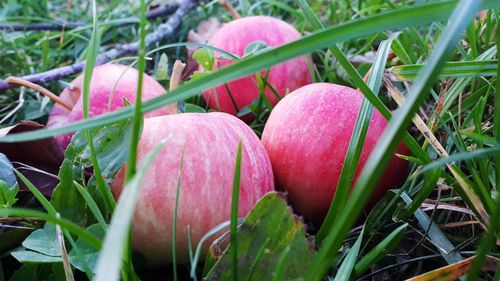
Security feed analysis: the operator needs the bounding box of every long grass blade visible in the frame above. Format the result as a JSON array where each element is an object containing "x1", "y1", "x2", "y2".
[
  {"x1": 316, "y1": 36, "x2": 396, "y2": 243},
  {"x1": 3, "y1": 1, "x2": 500, "y2": 143},
  {"x1": 82, "y1": 0, "x2": 115, "y2": 213},
  {"x1": 390, "y1": 60, "x2": 498, "y2": 81},
  {"x1": 0, "y1": 208, "x2": 101, "y2": 249},
  {"x1": 230, "y1": 141, "x2": 243, "y2": 281},
  {"x1": 94, "y1": 142, "x2": 165, "y2": 281},
  {"x1": 305, "y1": 2, "x2": 482, "y2": 280}
]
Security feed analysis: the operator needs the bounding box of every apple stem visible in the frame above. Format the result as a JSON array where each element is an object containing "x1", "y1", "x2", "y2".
[
  {"x1": 6, "y1": 76, "x2": 73, "y2": 111},
  {"x1": 220, "y1": 0, "x2": 242, "y2": 19},
  {"x1": 170, "y1": 60, "x2": 186, "y2": 92},
  {"x1": 169, "y1": 60, "x2": 186, "y2": 114}
]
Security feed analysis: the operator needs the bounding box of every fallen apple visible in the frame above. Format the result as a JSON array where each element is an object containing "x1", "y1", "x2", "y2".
[
  {"x1": 111, "y1": 112, "x2": 275, "y2": 264},
  {"x1": 47, "y1": 63, "x2": 176, "y2": 149},
  {"x1": 261, "y1": 83, "x2": 409, "y2": 224},
  {"x1": 201, "y1": 16, "x2": 311, "y2": 116}
]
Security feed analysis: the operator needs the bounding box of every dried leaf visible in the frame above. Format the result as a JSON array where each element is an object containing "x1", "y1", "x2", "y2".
[{"x1": 0, "y1": 121, "x2": 63, "y2": 197}]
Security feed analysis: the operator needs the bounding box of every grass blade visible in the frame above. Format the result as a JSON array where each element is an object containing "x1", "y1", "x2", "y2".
[
  {"x1": 82, "y1": 0, "x2": 115, "y2": 213},
  {"x1": 94, "y1": 142, "x2": 165, "y2": 281},
  {"x1": 125, "y1": 0, "x2": 147, "y2": 181},
  {"x1": 353, "y1": 223, "x2": 408, "y2": 275},
  {"x1": 390, "y1": 60, "x2": 498, "y2": 81},
  {"x1": 3, "y1": 1, "x2": 500, "y2": 143},
  {"x1": 316, "y1": 36, "x2": 396, "y2": 243},
  {"x1": 305, "y1": 2, "x2": 482, "y2": 280},
  {"x1": 333, "y1": 229, "x2": 364, "y2": 281},
  {"x1": 172, "y1": 147, "x2": 186, "y2": 281},
  {"x1": 0, "y1": 208, "x2": 101, "y2": 249},
  {"x1": 230, "y1": 141, "x2": 243, "y2": 281},
  {"x1": 465, "y1": 19, "x2": 500, "y2": 280}
]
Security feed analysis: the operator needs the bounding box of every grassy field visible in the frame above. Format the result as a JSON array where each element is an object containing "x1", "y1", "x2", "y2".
[{"x1": 0, "y1": 0, "x2": 499, "y2": 280}]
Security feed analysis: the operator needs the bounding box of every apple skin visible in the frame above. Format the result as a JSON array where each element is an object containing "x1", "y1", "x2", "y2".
[
  {"x1": 111, "y1": 112, "x2": 275, "y2": 264},
  {"x1": 202, "y1": 16, "x2": 312, "y2": 116},
  {"x1": 47, "y1": 63, "x2": 176, "y2": 149},
  {"x1": 261, "y1": 83, "x2": 409, "y2": 225}
]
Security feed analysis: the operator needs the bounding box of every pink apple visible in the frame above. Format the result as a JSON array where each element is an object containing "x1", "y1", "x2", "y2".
[
  {"x1": 201, "y1": 16, "x2": 312, "y2": 116},
  {"x1": 261, "y1": 83, "x2": 409, "y2": 225},
  {"x1": 47, "y1": 63, "x2": 176, "y2": 149},
  {"x1": 111, "y1": 112, "x2": 274, "y2": 264}
]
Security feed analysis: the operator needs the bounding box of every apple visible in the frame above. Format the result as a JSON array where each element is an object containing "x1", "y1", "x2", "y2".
[
  {"x1": 47, "y1": 63, "x2": 176, "y2": 149},
  {"x1": 111, "y1": 112, "x2": 274, "y2": 264},
  {"x1": 261, "y1": 83, "x2": 409, "y2": 225},
  {"x1": 201, "y1": 16, "x2": 312, "y2": 116}
]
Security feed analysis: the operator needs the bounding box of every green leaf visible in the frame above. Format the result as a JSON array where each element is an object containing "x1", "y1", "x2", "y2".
[
  {"x1": 193, "y1": 48, "x2": 215, "y2": 71},
  {"x1": 183, "y1": 103, "x2": 206, "y2": 113},
  {"x1": 72, "y1": 116, "x2": 137, "y2": 180},
  {"x1": 11, "y1": 251, "x2": 62, "y2": 264},
  {"x1": 68, "y1": 224, "x2": 106, "y2": 273},
  {"x1": 205, "y1": 192, "x2": 315, "y2": 281},
  {"x1": 155, "y1": 53, "x2": 170, "y2": 80},
  {"x1": 93, "y1": 142, "x2": 165, "y2": 281},
  {"x1": 50, "y1": 146, "x2": 88, "y2": 226},
  {"x1": 243, "y1": 41, "x2": 270, "y2": 57},
  {"x1": 22, "y1": 223, "x2": 59, "y2": 257}
]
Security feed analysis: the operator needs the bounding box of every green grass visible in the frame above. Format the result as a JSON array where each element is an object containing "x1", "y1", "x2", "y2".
[{"x1": 0, "y1": 0, "x2": 500, "y2": 280}]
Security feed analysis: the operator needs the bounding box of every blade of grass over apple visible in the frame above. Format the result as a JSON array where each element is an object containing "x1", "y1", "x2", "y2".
[
  {"x1": 125, "y1": 0, "x2": 148, "y2": 181},
  {"x1": 94, "y1": 142, "x2": 165, "y2": 281},
  {"x1": 0, "y1": 208, "x2": 101, "y2": 249},
  {"x1": 172, "y1": 147, "x2": 186, "y2": 281},
  {"x1": 121, "y1": 2, "x2": 148, "y2": 279},
  {"x1": 316, "y1": 36, "x2": 396, "y2": 243},
  {"x1": 230, "y1": 141, "x2": 243, "y2": 281},
  {"x1": 465, "y1": 23, "x2": 500, "y2": 281},
  {"x1": 3, "y1": 0, "x2": 500, "y2": 143},
  {"x1": 82, "y1": 0, "x2": 115, "y2": 214},
  {"x1": 297, "y1": 0, "x2": 430, "y2": 165},
  {"x1": 305, "y1": 1, "x2": 482, "y2": 280}
]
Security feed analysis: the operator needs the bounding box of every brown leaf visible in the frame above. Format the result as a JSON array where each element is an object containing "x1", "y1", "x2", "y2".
[
  {"x1": 405, "y1": 255, "x2": 499, "y2": 281},
  {"x1": 0, "y1": 120, "x2": 64, "y2": 197}
]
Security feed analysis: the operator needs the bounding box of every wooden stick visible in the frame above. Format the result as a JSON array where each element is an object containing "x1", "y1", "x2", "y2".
[
  {"x1": 220, "y1": 0, "x2": 242, "y2": 19},
  {"x1": 6, "y1": 76, "x2": 73, "y2": 111}
]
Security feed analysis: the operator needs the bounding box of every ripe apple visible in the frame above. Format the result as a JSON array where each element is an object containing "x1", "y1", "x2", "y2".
[
  {"x1": 201, "y1": 16, "x2": 311, "y2": 116},
  {"x1": 111, "y1": 112, "x2": 275, "y2": 264},
  {"x1": 261, "y1": 83, "x2": 409, "y2": 224},
  {"x1": 47, "y1": 63, "x2": 176, "y2": 149}
]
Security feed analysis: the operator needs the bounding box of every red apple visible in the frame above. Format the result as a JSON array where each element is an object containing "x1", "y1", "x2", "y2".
[
  {"x1": 47, "y1": 63, "x2": 176, "y2": 149},
  {"x1": 111, "y1": 112, "x2": 274, "y2": 264},
  {"x1": 201, "y1": 16, "x2": 312, "y2": 116},
  {"x1": 261, "y1": 83, "x2": 409, "y2": 224}
]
